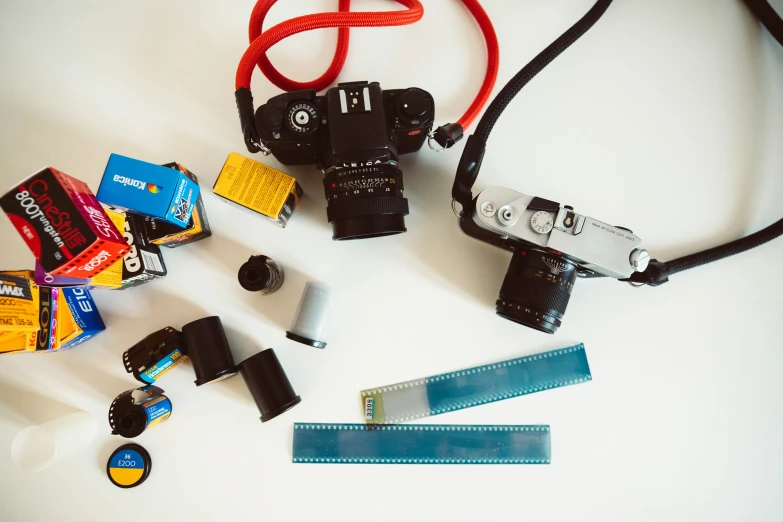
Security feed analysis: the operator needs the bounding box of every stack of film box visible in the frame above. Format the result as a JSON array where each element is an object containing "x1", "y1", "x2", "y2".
[
  {"x1": 0, "y1": 156, "x2": 212, "y2": 354},
  {"x1": 0, "y1": 270, "x2": 106, "y2": 354},
  {"x1": 0, "y1": 166, "x2": 122, "y2": 354},
  {"x1": 93, "y1": 155, "x2": 212, "y2": 288}
]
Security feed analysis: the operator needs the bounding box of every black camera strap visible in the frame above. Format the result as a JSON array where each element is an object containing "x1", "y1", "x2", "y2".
[
  {"x1": 626, "y1": 0, "x2": 783, "y2": 286},
  {"x1": 452, "y1": 0, "x2": 613, "y2": 210},
  {"x1": 453, "y1": 0, "x2": 783, "y2": 287}
]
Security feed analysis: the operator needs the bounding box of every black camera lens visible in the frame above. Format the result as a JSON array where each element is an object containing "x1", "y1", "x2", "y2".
[
  {"x1": 496, "y1": 249, "x2": 578, "y2": 334},
  {"x1": 323, "y1": 163, "x2": 409, "y2": 240}
]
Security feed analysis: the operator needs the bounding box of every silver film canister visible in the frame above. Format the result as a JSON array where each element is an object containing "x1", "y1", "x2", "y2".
[{"x1": 285, "y1": 282, "x2": 334, "y2": 349}]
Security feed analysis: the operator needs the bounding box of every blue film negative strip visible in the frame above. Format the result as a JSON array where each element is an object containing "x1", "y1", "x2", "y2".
[
  {"x1": 292, "y1": 423, "x2": 551, "y2": 464},
  {"x1": 361, "y1": 343, "x2": 591, "y2": 423}
]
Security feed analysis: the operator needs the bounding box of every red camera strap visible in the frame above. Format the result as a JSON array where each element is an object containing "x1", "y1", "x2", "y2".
[{"x1": 236, "y1": 0, "x2": 499, "y2": 131}]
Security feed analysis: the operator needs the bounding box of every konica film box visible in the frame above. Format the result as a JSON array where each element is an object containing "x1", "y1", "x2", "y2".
[
  {"x1": 97, "y1": 154, "x2": 200, "y2": 229},
  {"x1": 213, "y1": 152, "x2": 302, "y2": 228},
  {"x1": 0, "y1": 167, "x2": 128, "y2": 277}
]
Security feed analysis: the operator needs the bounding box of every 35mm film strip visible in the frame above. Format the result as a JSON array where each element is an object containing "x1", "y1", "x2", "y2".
[
  {"x1": 292, "y1": 423, "x2": 551, "y2": 464},
  {"x1": 361, "y1": 344, "x2": 591, "y2": 424}
]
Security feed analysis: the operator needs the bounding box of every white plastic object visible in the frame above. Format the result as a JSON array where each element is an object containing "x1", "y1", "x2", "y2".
[
  {"x1": 11, "y1": 411, "x2": 98, "y2": 471},
  {"x1": 286, "y1": 282, "x2": 335, "y2": 348}
]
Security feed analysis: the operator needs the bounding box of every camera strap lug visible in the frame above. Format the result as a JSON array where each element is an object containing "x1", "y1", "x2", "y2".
[
  {"x1": 428, "y1": 123, "x2": 465, "y2": 151},
  {"x1": 621, "y1": 259, "x2": 670, "y2": 287},
  {"x1": 427, "y1": 132, "x2": 446, "y2": 152},
  {"x1": 451, "y1": 198, "x2": 464, "y2": 218}
]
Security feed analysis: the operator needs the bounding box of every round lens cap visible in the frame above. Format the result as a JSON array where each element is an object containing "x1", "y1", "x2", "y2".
[{"x1": 107, "y1": 444, "x2": 151, "y2": 489}]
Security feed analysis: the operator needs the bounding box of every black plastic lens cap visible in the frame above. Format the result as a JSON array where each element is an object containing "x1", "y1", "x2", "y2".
[{"x1": 107, "y1": 444, "x2": 151, "y2": 489}]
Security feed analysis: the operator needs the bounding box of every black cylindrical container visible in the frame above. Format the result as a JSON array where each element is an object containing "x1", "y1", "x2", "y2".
[
  {"x1": 237, "y1": 255, "x2": 284, "y2": 294},
  {"x1": 238, "y1": 349, "x2": 301, "y2": 422},
  {"x1": 182, "y1": 316, "x2": 238, "y2": 386},
  {"x1": 109, "y1": 386, "x2": 173, "y2": 439}
]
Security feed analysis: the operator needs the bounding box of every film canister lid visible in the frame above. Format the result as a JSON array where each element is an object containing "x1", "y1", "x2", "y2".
[
  {"x1": 238, "y1": 348, "x2": 301, "y2": 423},
  {"x1": 182, "y1": 316, "x2": 238, "y2": 386},
  {"x1": 107, "y1": 443, "x2": 151, "y2": 489}
]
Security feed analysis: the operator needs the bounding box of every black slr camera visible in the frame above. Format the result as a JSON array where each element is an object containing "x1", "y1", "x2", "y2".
[{"x1": 255, "y1": 81, "x2": 434, "y2": 240}]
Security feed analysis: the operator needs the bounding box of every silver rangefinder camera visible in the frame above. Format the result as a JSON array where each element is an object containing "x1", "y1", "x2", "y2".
[{"x1": 459, "y1": 186, "x2": 649, "y2": 334}]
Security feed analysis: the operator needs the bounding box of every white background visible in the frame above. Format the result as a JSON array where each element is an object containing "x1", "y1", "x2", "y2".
[{"x1": 1, "y1": 0, "x2": 782, "y2": 520}]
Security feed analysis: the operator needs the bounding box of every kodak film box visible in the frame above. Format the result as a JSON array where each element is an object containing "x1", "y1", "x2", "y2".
[
  {"x1": 0, "y1": 271, "x2": 39, "y2": 334},
  {"x1": 0, "y1": 168, "x2": 129, "y2": 277},
  {"x1": 213, "y1": 152, "x2": 302, "y2": 228},
  {"x1": 97, "y1": 154, "x2": 200, "y2": 229}
]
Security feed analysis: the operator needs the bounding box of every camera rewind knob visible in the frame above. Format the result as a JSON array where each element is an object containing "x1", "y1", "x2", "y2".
[{"x1": 630, "y1": 248, "x2": 650, "y2": 272}]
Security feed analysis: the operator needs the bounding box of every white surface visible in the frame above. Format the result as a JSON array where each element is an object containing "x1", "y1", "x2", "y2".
[
  {"x1": 1, "y1": 0, "x2": 782, "y2": 520},
  {"x1": 11, "y1": 411, "x2": 97, "y2": 471}
]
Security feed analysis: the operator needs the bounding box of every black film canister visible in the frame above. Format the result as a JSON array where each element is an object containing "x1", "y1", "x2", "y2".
[
  {"x1": 181, "y1": 316, "x2": 238, "y2": 386},
  {"x1": 122, "y1": 327, "x2": 186, "y2": 384},
  {"x1": 109, "y1": 386, "x2": 173, "y2": 439},
  {"x1": 238, "y1": 349, "x2": 301, "y2": 422},
  {"x1": 237, "y1": 255, "x2": 284, "y2": 294}
]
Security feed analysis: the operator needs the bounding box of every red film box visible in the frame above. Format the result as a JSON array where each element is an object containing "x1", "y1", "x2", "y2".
[{"x1": 0, "y1": 167, "x2": 129, "y2": 277}]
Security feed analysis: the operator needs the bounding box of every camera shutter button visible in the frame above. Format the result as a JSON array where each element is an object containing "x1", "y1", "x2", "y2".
[
  {"x1": 286, "y1": 102, "x2": 320, "y2": 135},
  {"x1": 295, "y1": 111, "x2": 310, "y2": 125}
]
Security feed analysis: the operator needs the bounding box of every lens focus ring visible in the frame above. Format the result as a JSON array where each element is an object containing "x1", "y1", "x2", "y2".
[
  {"x1": 496, "y1": 249, "x2": 578, "y2": 334},
  {"x1": 323, "y1": 163, "x2": 409, "y2": 240},
  {"x1": 326, "y1": 196, "x2": 409, "y2": 222}
]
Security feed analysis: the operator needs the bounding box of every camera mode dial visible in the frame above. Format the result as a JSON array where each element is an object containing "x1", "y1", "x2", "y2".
[
  {"x1": 286, "y1": 102, "x2": 320, "y2": 135},
  {"x1": 530, "y1": 211, "x2": 555, "y2": 234}
]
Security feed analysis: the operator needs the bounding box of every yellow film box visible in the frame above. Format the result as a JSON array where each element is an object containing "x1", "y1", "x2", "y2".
[
  {"x1": 213, "y1": 152, "x2": 302, "y2": 228},
  {"x1": 0, "y1": 331, "x2": 33, "y2": 353},
  {"x1": 0, "y1": 270, "x2": 39, "y2": 334},
  {"x1": 89, "y1": 207, "x2": 126, "y2": 289}
]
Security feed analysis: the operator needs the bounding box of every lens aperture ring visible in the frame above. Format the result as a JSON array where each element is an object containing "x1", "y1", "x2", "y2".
[
  {"x1": 324, "y1": 165, "x2": 404, "y2": 199},
  {"x1": 326, "y1": 196, "x2": 409, "y2": 223},
  {"x1": 499, "y1": 272, "x2": 573, "y2": 313},
  {"x1": 496, "y1": 300, "x2": 562, "y2": 331},
  {"x1": 495, "y1": 249, "x2": 578, "y2": 334}
]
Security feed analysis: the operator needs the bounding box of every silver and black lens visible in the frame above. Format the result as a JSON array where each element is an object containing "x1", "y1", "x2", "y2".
[
  {"x1": 496, "y1": 249, "x2": 578, "y2": 334},
  {"x1": 323, "y1": 163, "x2": 409, "y2": 240}
]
